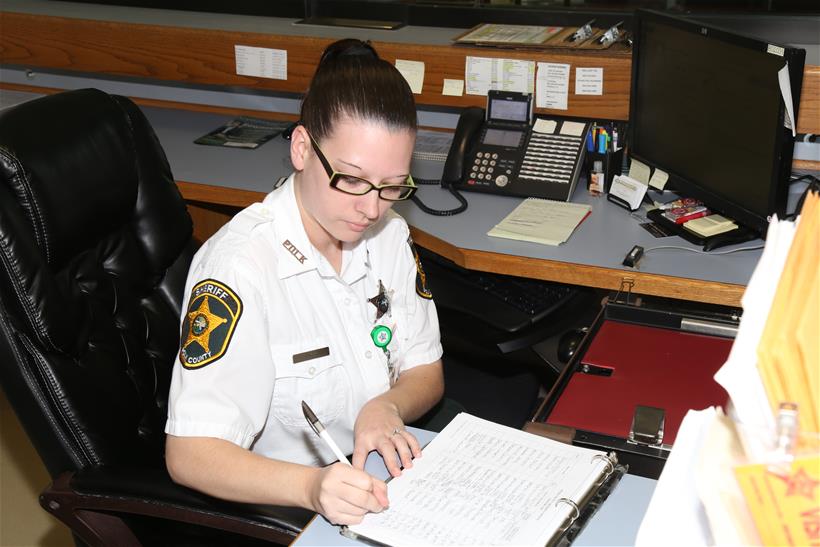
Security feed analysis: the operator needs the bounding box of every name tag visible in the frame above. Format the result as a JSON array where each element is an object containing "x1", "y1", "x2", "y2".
[{"x1": 292, "y1": 347, "x2": 330, "y2": 364}]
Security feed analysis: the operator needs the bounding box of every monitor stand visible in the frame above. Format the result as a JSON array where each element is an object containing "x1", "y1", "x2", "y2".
[{"x1": 645, "y1": 209, "x2": 760, "y2": 251}]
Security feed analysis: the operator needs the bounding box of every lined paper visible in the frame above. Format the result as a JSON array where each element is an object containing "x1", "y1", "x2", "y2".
[{"x1": 346, "y1": 413, "x2": 608, "y2": 546}]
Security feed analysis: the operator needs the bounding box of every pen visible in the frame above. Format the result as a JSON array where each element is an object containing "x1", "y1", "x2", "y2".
[
  {"x1": 598, "y1": 129, "x2": 608, "y2": 154},
  {"x1": 301, "y1": 400, "x2": 351, "y2": 465}
]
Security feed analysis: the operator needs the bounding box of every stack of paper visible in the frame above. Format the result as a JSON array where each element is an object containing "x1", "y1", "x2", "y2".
[
  {"x1": 756, "y1": 190, "x2": 819, "y2": 436},
  {"x1": 487, "y1": 198, "x2": 591, "y2": 246}
]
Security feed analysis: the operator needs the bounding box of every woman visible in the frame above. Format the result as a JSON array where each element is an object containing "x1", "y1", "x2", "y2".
[{"x1": 164, "y1": 39, "x2": 444, "y2": 526}]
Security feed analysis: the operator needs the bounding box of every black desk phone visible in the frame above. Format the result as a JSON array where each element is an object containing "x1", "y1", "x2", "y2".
[{"x1": 442, "y1": 91, "x2": 590, "y2": 202}]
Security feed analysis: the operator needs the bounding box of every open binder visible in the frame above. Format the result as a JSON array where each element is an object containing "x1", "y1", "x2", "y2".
[{"x1": 341, "y1": 413, "x2": 624, "y2": 546}]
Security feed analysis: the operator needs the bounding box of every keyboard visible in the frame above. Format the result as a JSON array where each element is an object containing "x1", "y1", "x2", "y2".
[
  {"x1": 464, "y1": 271, "x2": 577, "y2": 321},
  {"x1": 420, "y1": 250, "x2": 579, "y2": 333}
]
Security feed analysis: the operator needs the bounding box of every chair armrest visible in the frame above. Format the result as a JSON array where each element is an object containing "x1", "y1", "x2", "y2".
[{"x1": 41, "y1": 467, "x2": 314, "y2": 547}]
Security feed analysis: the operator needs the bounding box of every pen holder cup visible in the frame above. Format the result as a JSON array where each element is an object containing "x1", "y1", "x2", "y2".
[{"x1": 585, "y1": 148, "x2": 624, "y2": 194}]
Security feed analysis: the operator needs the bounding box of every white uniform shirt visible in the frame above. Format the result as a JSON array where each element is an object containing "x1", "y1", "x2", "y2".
[{"x1": 165, "y1": 175, "x2": 442, "y2": 466}]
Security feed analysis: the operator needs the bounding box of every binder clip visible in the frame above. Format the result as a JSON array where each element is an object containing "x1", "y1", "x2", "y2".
[
  {"x1": 566, "y1": 19, "x2": 595, "y2": 42},
  {"x1": 596, "y1": 21, "x2": 623, "y2": 47},
  {"x1": 628, "y1": 405, "x2": 666, "y2": 448},
  {"x1": 613, "y1": 277, "x2": 635, "y2": 306}
]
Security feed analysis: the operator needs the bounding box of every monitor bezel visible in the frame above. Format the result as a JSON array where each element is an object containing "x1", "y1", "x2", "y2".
[{"x1": 628, "y1": 9, "x2": 805, "y2": 234}]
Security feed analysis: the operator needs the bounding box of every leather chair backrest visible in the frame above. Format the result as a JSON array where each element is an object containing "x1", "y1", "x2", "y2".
[{"x1": 0, "y1": 88, "x2": 195, "y2": 477}]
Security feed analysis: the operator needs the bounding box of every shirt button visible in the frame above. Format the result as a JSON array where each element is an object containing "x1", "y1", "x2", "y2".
[
  {"x1": 308, "y1": 366, "x2": 316, "y2": 375},
  {"x1": 365, "y1": 350, "x2": 373, "y2": 359}
]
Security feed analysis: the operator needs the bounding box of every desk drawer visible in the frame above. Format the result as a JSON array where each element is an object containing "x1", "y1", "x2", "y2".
[{"x1": 527, "y1": 296, "x2": 738, "y2": 478}]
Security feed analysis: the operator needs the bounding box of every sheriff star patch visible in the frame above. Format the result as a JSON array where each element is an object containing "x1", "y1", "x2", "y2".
[
  {"x1": 408, "y1": 236, "x2": 433, "y2": 300},
  {"x1": 179, "y1": 279, "x2": 243, "y2": 369}
]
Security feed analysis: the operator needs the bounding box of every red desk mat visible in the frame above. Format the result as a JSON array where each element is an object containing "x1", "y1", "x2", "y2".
[{"x1": 546, "y1": 320, "x2": 731, "y2": 444}]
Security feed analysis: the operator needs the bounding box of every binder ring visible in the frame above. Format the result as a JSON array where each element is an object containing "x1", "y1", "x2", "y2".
[
  {"x1": 555, "y1": 498, "x2": 580, "y2": 531},
  {"x1": 591, "y1": 453, "x2": 615, "y2": 476}
]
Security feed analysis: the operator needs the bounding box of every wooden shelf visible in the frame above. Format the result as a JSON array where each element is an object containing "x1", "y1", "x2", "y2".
[{"x1": 1, "y1": 9, "x2": 818, "y2": 132}]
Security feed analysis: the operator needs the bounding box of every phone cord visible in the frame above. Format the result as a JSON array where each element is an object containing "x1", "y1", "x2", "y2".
[{"x1": 410, "y1": 178, "x2": 468, "y2": 216}]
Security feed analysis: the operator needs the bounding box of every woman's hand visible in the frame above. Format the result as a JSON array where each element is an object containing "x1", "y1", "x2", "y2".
[
  {"x1": 307, "y1": 463, "x2": 389, "y2": 525},
  {"x1": 352, "y1": 399, "x2": 421, "y2": 477}
]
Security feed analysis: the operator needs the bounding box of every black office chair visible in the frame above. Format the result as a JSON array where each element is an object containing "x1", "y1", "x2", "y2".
[{"x1": 0, "y1": 88, "x2": 312, "y2": 546}]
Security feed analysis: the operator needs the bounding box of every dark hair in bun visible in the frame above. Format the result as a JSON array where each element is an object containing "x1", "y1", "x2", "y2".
[{"x1": 300, "y1": 39, "x2": 417, "y2": 141}]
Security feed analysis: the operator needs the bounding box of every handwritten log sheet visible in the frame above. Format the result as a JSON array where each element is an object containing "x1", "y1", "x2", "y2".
[{"x1": 346, "y1": 413, "x2": 608, "y2": 546}]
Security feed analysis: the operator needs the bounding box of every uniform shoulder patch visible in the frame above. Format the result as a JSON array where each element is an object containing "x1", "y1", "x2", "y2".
[
  {"x1": 407, "y1": 235, "x2": 433, "y2": 300},
  {"x1": 179, "y1": 279, "x2": 243, "y2": 369}
]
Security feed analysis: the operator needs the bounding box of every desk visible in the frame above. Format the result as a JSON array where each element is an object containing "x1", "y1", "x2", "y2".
[
  {"x1": 137, "y1": 101, "x2": 764, "y2": 307},
  {"x1": 0, "y1": 89, "x2": 764, "y2": 307},
  {"x1": 293, "y1": 427, "x2": 658, "y2": 547}
]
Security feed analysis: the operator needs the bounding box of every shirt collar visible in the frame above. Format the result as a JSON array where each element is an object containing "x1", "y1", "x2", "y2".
[
  {"x1": 269, "y1": 175, "x2": 319, "y2": 279},
  {"x1": 269, "y1": 174, "x2": 371, "y2": 284}
]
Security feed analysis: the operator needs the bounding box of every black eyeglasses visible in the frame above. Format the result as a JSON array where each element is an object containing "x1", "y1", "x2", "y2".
[{"x1": 304, "y1": 128, "x2": 417, "y2": 202}]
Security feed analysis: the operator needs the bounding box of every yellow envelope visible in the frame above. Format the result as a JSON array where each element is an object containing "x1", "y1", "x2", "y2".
[{"x1": 734, "y1": 455, "x2": 820, "y2": 546}]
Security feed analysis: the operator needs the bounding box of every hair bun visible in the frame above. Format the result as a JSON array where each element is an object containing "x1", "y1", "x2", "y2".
[{"x1": 319, "y1": 39, "x2": 379, "y2": 65}]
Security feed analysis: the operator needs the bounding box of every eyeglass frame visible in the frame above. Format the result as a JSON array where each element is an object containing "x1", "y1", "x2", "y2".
[{"x1": 303, "y1": 127, "x2": 418, "y2": 202}]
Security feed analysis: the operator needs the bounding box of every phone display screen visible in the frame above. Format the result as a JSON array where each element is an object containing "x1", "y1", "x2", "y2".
[
  {"x1": 489, "y1": 98, "x2": 529, "y2": 123},
  {"x1": 482, "y1": 129, "x2": 523, "y2": 147}
]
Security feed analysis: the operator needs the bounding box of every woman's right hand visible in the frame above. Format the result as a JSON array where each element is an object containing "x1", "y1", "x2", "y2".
[{"x1": 308, "y1": 463, "x2": 389, "y2": 525}]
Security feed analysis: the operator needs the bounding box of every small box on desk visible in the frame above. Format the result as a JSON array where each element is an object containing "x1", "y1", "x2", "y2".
[
  {"x1": 585, "y1": 147, "x2": 624, "y2": 195},
  {"x1": 525, "y1": 295, "x2": 738, "y2": 478}
]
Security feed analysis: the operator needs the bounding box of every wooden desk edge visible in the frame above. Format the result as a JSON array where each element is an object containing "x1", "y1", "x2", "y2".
[{"x1": 174, "y1": 180, "x2": 745, "y2": 308}]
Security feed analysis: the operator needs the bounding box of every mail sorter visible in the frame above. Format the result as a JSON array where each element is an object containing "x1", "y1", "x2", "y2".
[{"x1": 524, "y1": 292, "x2": 739, "y2": 478}]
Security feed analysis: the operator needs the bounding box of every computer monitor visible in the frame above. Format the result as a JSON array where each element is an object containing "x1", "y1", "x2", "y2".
[{"x1": 628, "y1": 10, "x2": 805, "y2": 235}]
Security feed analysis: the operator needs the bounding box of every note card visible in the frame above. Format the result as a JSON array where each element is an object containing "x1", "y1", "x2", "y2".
[
  {"x1": 488, "y1": 198, "x2": 591, "y2": 246},
  {"x1": 234, "y1": 45, "x2": 287, "y2": 80},
  {"x1": 575, "y1": 67, "x2": 604, "y2": 95},
  {"x1": 395, "y1": 59, "x2": 425, "y2": 94},
  {"x1": 628, "y1": 158, "x2": 652, "y2": 186},
  {"x1": 560, "y1": 121, "x2": 586, "y2": 137},
  {"x1": 465, "y1": 56, "x2": 535, "y2": 95},
  {"x1": 533, "y1": 118, "x2": 557, "y2": 134},
  {"x1": 648, "y1": 167, "x2": 669, "y2": 190},
  {"x1": 442, "y1": 78, "x2": 464, "y2": 96},
  {"x1": 536, "y1": 62, "x2": 570, "y2": 110}
]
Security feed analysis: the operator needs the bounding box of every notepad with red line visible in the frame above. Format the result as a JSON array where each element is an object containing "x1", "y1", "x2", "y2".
[{"x1": 545, "y1": 320, "x2": 731, "y2": 444}]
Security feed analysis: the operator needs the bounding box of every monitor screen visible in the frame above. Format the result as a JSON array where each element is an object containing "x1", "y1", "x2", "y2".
[{"x1": 629, "y1": 10, "x2": 805, "y2": 233}]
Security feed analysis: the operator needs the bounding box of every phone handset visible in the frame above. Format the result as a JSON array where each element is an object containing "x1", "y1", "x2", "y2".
[
  {"x1": 441, "y1": 106, "x2": 486, "y2": 188},
  {"x1": 411, "y1": 107, "x2": 481, "y2": 216}
]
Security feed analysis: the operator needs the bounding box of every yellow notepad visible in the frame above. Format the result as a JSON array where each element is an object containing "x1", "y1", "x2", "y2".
[{"x1": 488, "y1": 198, "x2": 591, "y2": 246}]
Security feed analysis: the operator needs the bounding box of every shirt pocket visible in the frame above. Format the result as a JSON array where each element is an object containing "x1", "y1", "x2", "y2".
[{"x1": 271, "y1": 341, "x2": 349, "y2": 428}]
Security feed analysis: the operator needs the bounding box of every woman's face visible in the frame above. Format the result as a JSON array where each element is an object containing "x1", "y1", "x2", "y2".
[{"x1": 292, "y1": 117, "x2": 415, "y2": 248}]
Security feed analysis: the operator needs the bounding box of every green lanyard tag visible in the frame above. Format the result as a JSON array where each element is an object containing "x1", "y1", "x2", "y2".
[{"x1": 370, "y1": 325, "x2": 392, "y2": 349}]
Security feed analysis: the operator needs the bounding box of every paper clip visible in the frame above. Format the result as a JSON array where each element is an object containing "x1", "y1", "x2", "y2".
[{"x1": 555, "y1": 497, "x2": 580, "y2": 531}]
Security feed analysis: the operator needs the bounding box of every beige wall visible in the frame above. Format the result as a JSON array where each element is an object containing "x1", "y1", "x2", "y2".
[{"x1": 0, "y1": 391, "x2": 73, "y2": 547}]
